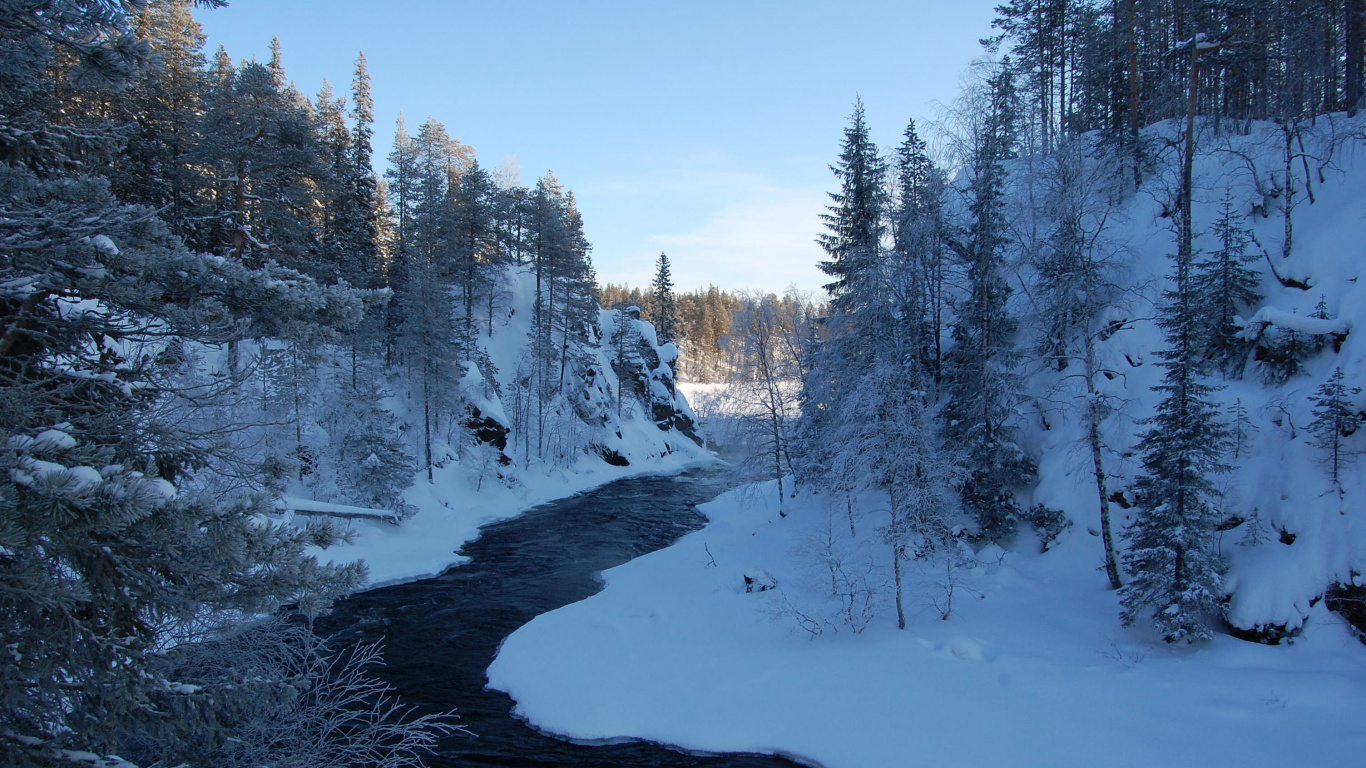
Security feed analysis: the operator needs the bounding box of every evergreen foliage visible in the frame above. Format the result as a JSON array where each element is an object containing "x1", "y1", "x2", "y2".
[
  {"x1": 1119, "y1": 244, "x2": 1230, "y2": 643},
  {"x1": 941, "y1": 63, "x2": 1036, "y2": 542},
  {"x1": 652, "y1": 251, "x2": 678, "y2": 344},
  {"x1": 1194, "y1": 193, "x2": 1261, "y2": 376},
  {"x1": 817, "y1": 97, "x2": 886, "y2": 313},
  {"x1": 1307, "y1": 367, "x2": 1362, "y2": 492}
]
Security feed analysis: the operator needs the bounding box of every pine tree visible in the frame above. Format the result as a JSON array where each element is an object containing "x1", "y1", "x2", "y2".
[
  {"x1": 1307, "y1": 367, "x2": 1362, "y2": 494},
  {"x1": 652, "y1": 251, "x2": 678, "y2": 344},
  {"x1": 384, "y1": 113, "x2": 417, "y2": 265},
  {"x1": 195, "y1": 54, "x2": 325, "y2": 275},
  {"x1": 1119, "y1": 241, "x2": 1230, "y2": 643},
  {"x1": 103, "y1": 0, "x2": 209, "y2": 247},
  {"x1": 0, "y1": 8, "x2": 385, "y2": 762},
  {"x1": 396, "y1": 257, "x2": 463, "y2": 483}
]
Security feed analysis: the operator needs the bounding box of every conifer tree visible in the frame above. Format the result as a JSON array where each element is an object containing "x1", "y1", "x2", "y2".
[
  {"x1": 384, "y1": 114, "x2": 417, "y2": 265},
  {"x1": 1307, "y1": 367, "x2": 1362, "y2": 494},
  {"x1": 105, "y1": 0, "x2": 209, "y2": 247},
  {"x1": 450, "y1": 160, "x2": 496, "y2": 338},
  {"x1": 347, "y1": 52, "x2": 382, "y2": 284},
  {"x1": 652, "y1": 251, "x2": 678, "y2": 344},
  {"x1": 396, "y1": 256, "x2": 462, "y2": 483},
  {"x1": 195, "y1": 54, "x2": 325, "y2": 275},
  {"x1": 1120, "y1": 240, "x2": 1230, "y2": 643},
  {"x1": 941, "y1": 62, "x2": 1035, "y2": 542},
  {"x1": 1194, "y1": 192, "x2": 1261, "y2": 376},
  {"x1": 0, "y1": 6, "x2": 387, "y2": 762},
  {"x1": 817, "y1": 97, "x2": 886, "y2": 313},
  {"x1": 800, "y1": 97, "x2": 890, "y2": 506},
  {"x1": 891, "y1": 117, "x2": 946, "y2": 386}
]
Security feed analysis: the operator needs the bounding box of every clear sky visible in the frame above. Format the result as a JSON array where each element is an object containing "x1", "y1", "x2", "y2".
[{"x1": 195, "y1": 0, "x2": 1001, "y2": 294}]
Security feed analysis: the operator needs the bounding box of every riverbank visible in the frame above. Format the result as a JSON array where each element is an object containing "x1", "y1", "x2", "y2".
[
  {"x1": 487, "y1": 480, "x2": 1366, "y2": 768},
  {"x1": 318, "y1": 449, "x2": 720, "y2": 590},
  {"x1": 317, "y1": 470, "x2": 798, "y2": 768}
]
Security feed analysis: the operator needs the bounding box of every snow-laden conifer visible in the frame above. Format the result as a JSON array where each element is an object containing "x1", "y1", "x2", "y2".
[{"x1": 1119, "y1": 236, "x2": 1230, "y2": 643}]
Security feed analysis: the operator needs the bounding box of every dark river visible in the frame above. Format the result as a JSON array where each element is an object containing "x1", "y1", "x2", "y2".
[{"x1": 316, "y1": 468, "x2": 803, "y2": 768}]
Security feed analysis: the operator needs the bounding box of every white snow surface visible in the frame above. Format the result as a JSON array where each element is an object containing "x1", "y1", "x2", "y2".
[
  {"x1": 490, "y1": 116, "x2": 1366, "y2": 766},
  {"x1": 489, "y1": 483, "x2": 1366, "y2": 768}
]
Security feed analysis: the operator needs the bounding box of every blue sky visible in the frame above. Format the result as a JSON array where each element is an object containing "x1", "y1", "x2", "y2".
[{"x1": 196, "y1": 0, "x2": 1000, "y2": 294}]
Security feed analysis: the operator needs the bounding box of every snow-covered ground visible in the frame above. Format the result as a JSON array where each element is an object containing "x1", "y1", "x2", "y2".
[
  {"x1": 489, "y1": 482, "x2": 1366, "y2": 768},
  {"x1": 490, "y1": 117, "x2": 1366, "y2": 766}
]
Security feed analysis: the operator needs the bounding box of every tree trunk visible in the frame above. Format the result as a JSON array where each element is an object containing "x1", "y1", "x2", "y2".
[
  {"x1": 1282, "y1": 121, "x2": 1295, "y2": 259},
  {"x1": 423, "y1": 360, "x2": 433, "y2": 483},
  {"x1": 1348, "y1": 0, "x2": 1365, "y2": 115},
  {"x1": 889, "y1": 485, "x2": 906, "y2": 630},
  {"x1": 1085, "y1": 336, "x2": 1122, "y2": 589},
  {"x1": 1128, "y1": 0, "x2": 1141, "y2": 188}
]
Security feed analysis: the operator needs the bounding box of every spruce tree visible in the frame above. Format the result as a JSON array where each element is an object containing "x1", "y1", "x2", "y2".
[
  {"x1": 1194, "y1": 192, "x2": 1261, "y2": 376},
  {"x1": 450, "y1": 160, "x2": 497, "y2": 338},
  {"x1": 817, "y1": 96, "x2": 886, "y2": 313},
  {"x1": 346, "y1": 51, "x2": 382, "y2": 286},
  {"x1": 941, "y1": 62, "x2": 1035, "y2": 542},
  {"x1": 1120, "y1": 242, "x2": 1230, "y2": 643},
  {"x1": 1307, "y1": 367, "x2": 1362, "y2": 494},
  {"x1": 890, "y1": 117, "x2": 945, "y2": 384},
  {"x1": 652, "y1": 251, "x2": 679, "y2": 344}
]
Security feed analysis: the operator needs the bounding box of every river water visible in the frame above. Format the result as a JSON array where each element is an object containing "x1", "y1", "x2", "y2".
[{"x1": 316, "y1": 468, "x2": 802, "y2": 767}]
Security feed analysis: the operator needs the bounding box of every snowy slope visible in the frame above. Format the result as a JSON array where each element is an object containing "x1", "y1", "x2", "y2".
[
  {"x1": 1018, "y1": 117, "x2": 1366, "y2": 633},
  {"x1": 315, "y1": 265, "x2": 710, "y2": 588},
  {"x1": 488, "y1": 116, "x2": 1366, "y2": 765}
]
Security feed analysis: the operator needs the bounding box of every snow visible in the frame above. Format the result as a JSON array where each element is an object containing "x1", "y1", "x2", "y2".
[
  {"x1": 32, "y1": 429, "x2": 77, "y2": 452},
  {"x1": 489, "y1": 115, "x2": 1366, "y2": 766},
  {"x1": 278, "y1": 496, "x2": 397, "y2": 521},
  {"x1": 489, "y1": 483, "x2": 1366, "y2": 768},
  {"x1": 1238, "y1": 306, "x2": 1349, "y2": 338},
  {"x1": 88, "y1": 234, "x2": 118, "y2": 256}
]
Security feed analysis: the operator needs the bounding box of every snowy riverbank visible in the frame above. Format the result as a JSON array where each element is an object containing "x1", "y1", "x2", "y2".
[
  {"x1": 321, "y1": 449, "x2": 719, "y2": 589},
  {"x1": 488, "y1": 481, "x2": 1366, "y2": 768}
]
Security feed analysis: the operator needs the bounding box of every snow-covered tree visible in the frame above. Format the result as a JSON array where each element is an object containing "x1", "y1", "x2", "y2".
[
  {"x1": 1029, "y1": 135, "x2": 1127, "y2": 588},
  {"x1": 652, "y1": 251, "x2": 678, "y2": 344},
  {"x1": 941, "y1": 61, "x2": 1035, "y2": 542},
  {"x1": 1307, "y1": 367, "x2": 1362, "y2": 494},
  {"x1": 825, "y1": 364, "x2": 963, "y2": 629},
  {"x1": 1194, "y1": 192, "x2": 1261, "y2": 377},
  {"x1": 890, "y1": 116, "x2": 947, "y2": 389},
  {"x1": 0, "y1": 7, "x2": 383, "y2": 758},
  {"x1": 1119, "y1": 237, "x2": 1230, "y2": 643}
]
